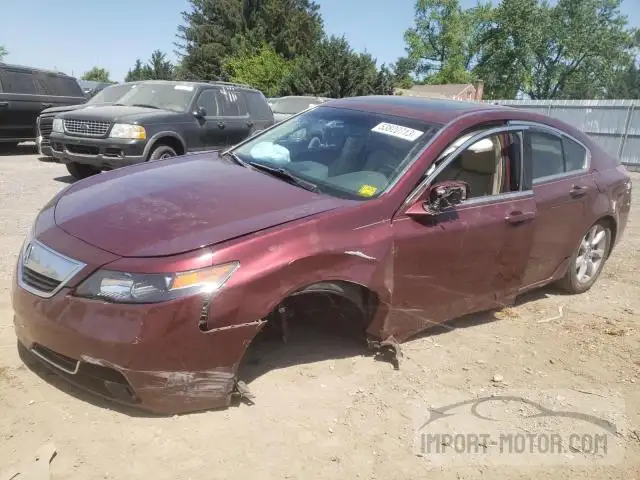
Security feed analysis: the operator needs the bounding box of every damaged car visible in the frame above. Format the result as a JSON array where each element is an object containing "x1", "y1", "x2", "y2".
[{"x1": 12, "y1": 96, "x2": 632, "y2": 414}]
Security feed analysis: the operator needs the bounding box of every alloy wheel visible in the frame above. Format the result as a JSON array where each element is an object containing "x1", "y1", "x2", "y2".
[{"x1": 575, "y1": 224, "x2": 607, "y2": 284}]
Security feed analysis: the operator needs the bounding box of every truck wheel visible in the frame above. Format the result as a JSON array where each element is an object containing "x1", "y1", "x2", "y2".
[
  {"x1": 148, "y1": 145, "x2": 177, "y2": 161},
  {"x1": 66, "y1": 162, "x2": 100, "y2": 180}
]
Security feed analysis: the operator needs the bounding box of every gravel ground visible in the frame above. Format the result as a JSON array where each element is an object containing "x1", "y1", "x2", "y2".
[{"x1": 0, "y1": 146, "x2": 638, "y2": 479}]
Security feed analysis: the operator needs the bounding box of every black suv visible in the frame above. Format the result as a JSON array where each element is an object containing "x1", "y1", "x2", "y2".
[
  {"x1": 50, "y1": 80, "x2": 275, "y2": 179},
  {"x1": 0, "y1": 63, "x2": 86, "y2": 148},
  {"x1": 37, "y1": 82, "x2": 138, "y2": 157}
]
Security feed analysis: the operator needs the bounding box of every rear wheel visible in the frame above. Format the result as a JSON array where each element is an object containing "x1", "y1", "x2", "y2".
[
  {"x1": 148, "y1": 144, "x2": 177, "y2": 161},
  {"x1": 557, "y1": 222, "x2": 611, "y2": 294},
  {"x1": 66, "y1": 162, "x2": 100, "y2": 180}
]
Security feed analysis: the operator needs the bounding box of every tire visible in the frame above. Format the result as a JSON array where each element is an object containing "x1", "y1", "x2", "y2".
[
  {"x1": 148, "y1": 144, "x2": 177, "y2": 161},
  {"x1": 66, "y1": 162, "x2": 100, "y2": 180},
  {"x1": 556, "y1": 221, "x2": 611, "y2": 294}
]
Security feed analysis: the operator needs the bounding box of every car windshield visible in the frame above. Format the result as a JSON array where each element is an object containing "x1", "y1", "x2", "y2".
[
  {"x1": 88, "y1": 84, "x2": 136, "y2": 104},
  {"x1": 232, "y1": 105, "x2": 442, "y2": 200},
  {"x1": 114, "y1": 83, "x2": 196, "y2": 112}
]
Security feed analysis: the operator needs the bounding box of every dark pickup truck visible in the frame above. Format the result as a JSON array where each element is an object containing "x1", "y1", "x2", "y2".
[
  {"x1": 0, "y1": 63, "x2": 86, "y2": 148},
  {"x1": 50, "y1": 80, "x2": 275, "y2": 179},
  {"x1": 37, "y1": 82, "x2": 138, "y2": 157}
]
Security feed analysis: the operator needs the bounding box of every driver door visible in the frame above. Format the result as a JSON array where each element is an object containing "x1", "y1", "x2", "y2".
[{"x1": 387, "y1": 127, "x2": 536, "y2": 339}]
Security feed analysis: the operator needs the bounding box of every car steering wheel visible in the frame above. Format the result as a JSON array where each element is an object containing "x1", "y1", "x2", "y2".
[{"x1": 307, "y1": 136, "x2": 324, "y2": 150}]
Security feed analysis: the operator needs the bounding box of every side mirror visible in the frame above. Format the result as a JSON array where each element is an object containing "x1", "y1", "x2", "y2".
[
  {"x1": 406, "y1": 180, "x2": 470, "y2": 217},
  {"x1": 194, "y1": 106, "x2": 207, "y2": 119}
]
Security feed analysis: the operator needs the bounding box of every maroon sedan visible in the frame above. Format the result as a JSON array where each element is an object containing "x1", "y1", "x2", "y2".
[{"x1": 12, "y1": 96, "x2": 632, "y2": 414}]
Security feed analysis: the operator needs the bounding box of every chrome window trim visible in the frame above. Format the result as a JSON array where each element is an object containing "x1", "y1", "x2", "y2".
[
  {"x1": 507, "y1": 120, "x2": 591, "y2": 183},
  {"x1": 402, "y1": 125, "x2": 531, "y2": 209},
  {"x1": 17, "y1": 239, "x2": 86, "y2": 299}
]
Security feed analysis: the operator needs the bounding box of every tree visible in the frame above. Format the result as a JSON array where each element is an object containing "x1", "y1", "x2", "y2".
[
  {"x1": 82, "y1": 67, "x2": 111, "y2": 82},
  {"x1": 125, "y1": 51, "x2": 175, "y2": 82},
  {"x1": 222, "y1": 44, "x2": 291, "y2": 96},
  {"x1": 607, "y1": 61, "x2": 640, "y2": 99},
  {"x1": 281, "y1": 36, "x2": 379, "y2": 98},
  {"x1": 0, "y1": 46, "x2": 7, "y2": 61},
  {"x1": 374, "y1": 64, "x2": 397, "y2": 95},
  {"x1": 403, "y1": 0, "x2": 492, "y2": 84},
  {"x1": 175, "y1": 0, "x2": 323, "y2": 80},
  {"x1": 393, "y1": 57, "x2": 416, "y2": 89},
  {"x1": 474, "y1": 0, "x2": 636, "y2": 99}
]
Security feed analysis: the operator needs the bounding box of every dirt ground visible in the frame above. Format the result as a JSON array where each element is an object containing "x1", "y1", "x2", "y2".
[{"x1": 0, "y1": 146, "x2": 638, "y2": 479}]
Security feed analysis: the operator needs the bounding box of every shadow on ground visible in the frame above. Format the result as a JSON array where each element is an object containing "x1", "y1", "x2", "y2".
[
  {"x1": 53, "y1": 175, "x2": 75, "y2": 184},
  {"x1": 0, "y1": 143, "x2": 37, "y2": 157}
]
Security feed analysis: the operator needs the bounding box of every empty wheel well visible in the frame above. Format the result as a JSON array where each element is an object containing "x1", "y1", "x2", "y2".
[
  {"x1": 150, "y1": 136, "x2": 185, "y2": 156},
  {"x1": 238, "y1": 281, "x2": 381, "y2": 381}
]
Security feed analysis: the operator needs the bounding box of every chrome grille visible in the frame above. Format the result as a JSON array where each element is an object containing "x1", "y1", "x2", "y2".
[
  {"x1": 38, "y1": 117, "x2": 53, "y2": 139},
  {"x1": 64, "y1": 119, "x2": 111, "y2": 137},
  {"x1": 18, "y1": 240, "x2": 86, "y2": 298}
]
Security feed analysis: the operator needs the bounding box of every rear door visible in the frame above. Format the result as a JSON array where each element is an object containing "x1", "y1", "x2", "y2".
[
  {"x1": 518, "y1": 126, "x2": 596, "y2": 287},
  {"x1": 213, "y1": 87, "x2": 252, "y2": 147},
  {"x1": 0, "y1": 67, "x2": 43, "y2": 141},
  {"x1": 243, "y1": 89, "x2": 275, "y2": 132},
  {"x1": 388, "y1": 127, "x2": 536, "y2": 339}
]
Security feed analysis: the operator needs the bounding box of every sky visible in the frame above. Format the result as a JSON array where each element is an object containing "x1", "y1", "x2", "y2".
[{"x1": 1, "y1": 0, "x2": 639, "y2": 82}]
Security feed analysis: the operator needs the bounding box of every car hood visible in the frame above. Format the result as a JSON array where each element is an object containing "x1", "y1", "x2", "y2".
[
  {"x1": 54, "y1": 153, "x2": 350, "y2": 257},
  {"x1": 40, "y1": 102, "x2": 122, "y2": 116},
  {"x1": 40, "y1": 103, "x2": 88, "y2": 116},
  {"x1": 57, "y1": 105, "x2": 179, "y2": 123}
]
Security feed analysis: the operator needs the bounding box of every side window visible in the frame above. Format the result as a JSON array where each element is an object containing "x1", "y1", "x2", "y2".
[
  {"x1": 528, "y1": 131, "x2": 564, "y2": 180},
  {"x1": 0, "y1": 69, "x2": 39, "y2": 94},
  {"x1": 563, "y1": 137, "x2": 588, "y2": 172},
  {"x1": 433, "y1": 132, "x2": 522, "y2": 200},
  {"x1": 214, "y1": 87, "x2": 247, "y2": 117},
  {"x1": 196, "y1": 89, "x2": 219, "y2": 116},
  {"x1": 244, "y1": 90, "x2": 273, "y2": 121}
]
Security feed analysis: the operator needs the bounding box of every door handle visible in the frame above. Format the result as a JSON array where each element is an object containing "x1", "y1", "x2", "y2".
[
  {"x1": 41, "y1": 103, "x2": 53, "y2": 109},
  {"x1": 217, "y1": 122, "x2": 225, "y2": 129},
  {"x1": 569, "y1": 185, "x2": 588, "y2": 198},
  {"x1": 505, "y1": 211, "x2": 535, "y2": 225},
  {"x1": 0, "y1": 101, "x2": 8, "y2": 108}
]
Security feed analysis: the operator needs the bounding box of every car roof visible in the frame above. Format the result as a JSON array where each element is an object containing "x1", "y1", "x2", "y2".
[
  {"x1": 324, "y1": 95, "x2": 512, "y2": 125},
  {"x1": 134, "y1": 79, "x2": 261, "y2": 92},
  {"x1": 0, "y1": 62, "x2": 75, "y2": 78}
]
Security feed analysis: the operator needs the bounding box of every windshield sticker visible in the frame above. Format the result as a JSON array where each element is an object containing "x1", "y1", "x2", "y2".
[
  {"x1": 174, "y1": 84, "x2": 194, "y2": 91},
  {"x1": 371, "y1": 122, "x2": 423, "y2": 141},
  {"x1": 358, "y1": 184, "x2": 378, "y2": 197}
]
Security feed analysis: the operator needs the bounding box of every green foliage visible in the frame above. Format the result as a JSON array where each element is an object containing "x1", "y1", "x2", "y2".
[
  {"x1": 477, "y1": 0, "x2": 636, "y2": 99},
  {"x1": 222, "y1": 44, "x2": 292, "y2": 96},
  {"x1": 125, "y1": 50, "x2": 175, "y2": 82},
  {"x1": 0, "y1": 46, "x2": 7, "y2": 61},
  {"x1": 403, "y1": 0, "x2": 492, "y2": 84},
  {"x1": 82, "y1": 67, "x2": 111, "y2": 83},
  {"x1": 281, "y1": 36, "x2": 380, "y2": 97},
  {"x1": 176, "y1": 0, "x2": 323, "y2": 81}
]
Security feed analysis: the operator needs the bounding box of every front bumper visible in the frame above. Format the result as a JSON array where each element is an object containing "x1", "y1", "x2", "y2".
[
  {"x1": 36, "y1": 136, "x2": 53, "y2": 157},
  {"x1": 49, "y1": 132, "x2": 147, "y2": 169},
  {"x1": 11, "y1": 220, "x2": 263, "y2": 414}
]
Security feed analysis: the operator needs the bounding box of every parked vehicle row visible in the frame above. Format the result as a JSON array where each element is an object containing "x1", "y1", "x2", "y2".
[
  {"x1": 48, "y1": 80, "x2": 275, "y2": 179},
  {"x1": 268, "y1": 95, "x2": 330, "y2": 123},
  {"x1": 0, "y1": 63, "x2": 86, "y2": 148},
  {"x1": 12, "y1": 95, "x2": 632, "y2": 414}
]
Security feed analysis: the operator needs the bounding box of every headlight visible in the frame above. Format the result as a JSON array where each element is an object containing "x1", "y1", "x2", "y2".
[
  {"x1": 52, "y1": 118, "x2": 64, "y2": 133},
  {"x1": 74, "y1": 261, "x2": 239, "y2": 303},
  {"x1": 109, "y1": 124, "x2": 146, "y2": 140}
]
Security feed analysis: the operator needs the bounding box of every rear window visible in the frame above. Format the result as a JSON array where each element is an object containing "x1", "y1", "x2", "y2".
[
  {"x1": 0, "y1": 69, "x2": 39, "y2": 94},
  {"x1": 244, "y1": 90, "x2": 273, "y2": 121},
  {"x1": 36, "y1": 73, "x2": 84, "y2": 97}
]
